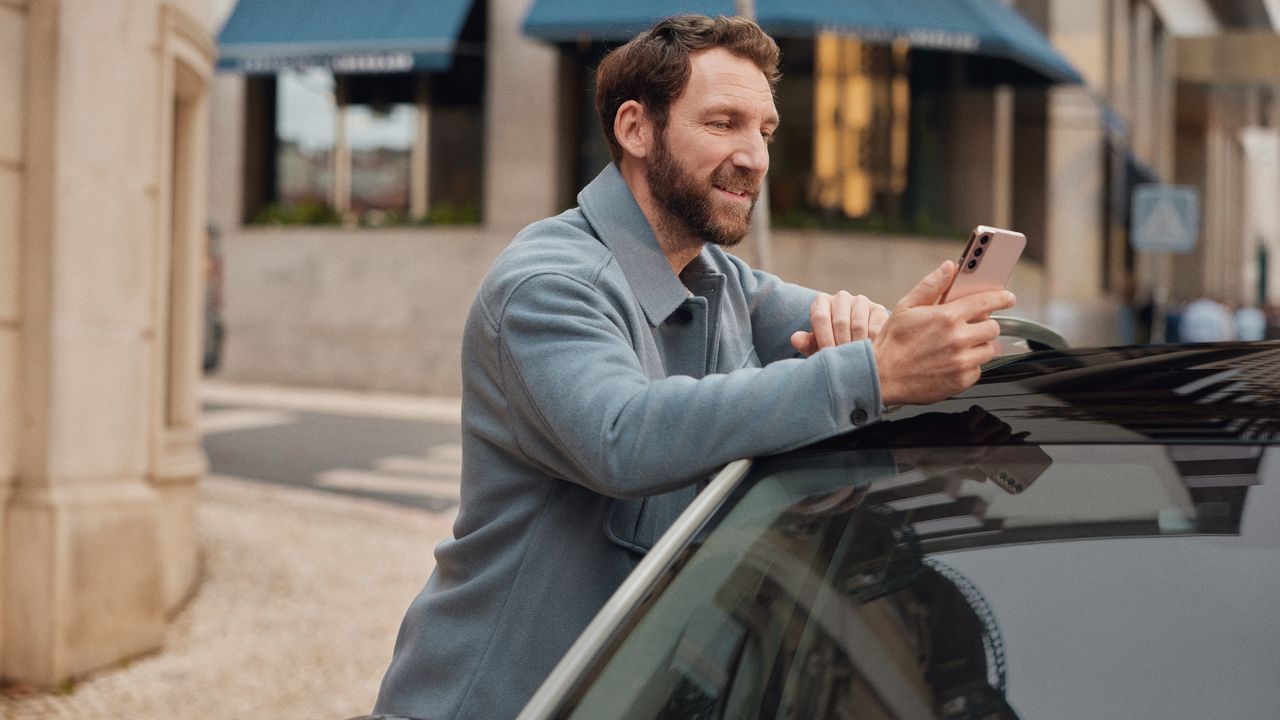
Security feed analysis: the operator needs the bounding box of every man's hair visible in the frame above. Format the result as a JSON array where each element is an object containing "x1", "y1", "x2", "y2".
[{"x1": 594, "y1": 14, "x2": 781, "y2": 164}]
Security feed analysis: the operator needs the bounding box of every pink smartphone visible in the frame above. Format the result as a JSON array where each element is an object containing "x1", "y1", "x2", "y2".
[{"x1": 939, "y1": 225, "x2": 1026, "y2": 304}]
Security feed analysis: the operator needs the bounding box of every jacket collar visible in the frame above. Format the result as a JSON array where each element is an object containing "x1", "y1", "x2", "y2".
[{"x1": 578, "y1": 164, "x2": 689, "y2": 327}]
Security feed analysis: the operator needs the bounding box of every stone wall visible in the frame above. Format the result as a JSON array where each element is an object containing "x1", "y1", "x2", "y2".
[{"x1": 217, "y1": 224, "x2": 1060, "y2": 397}]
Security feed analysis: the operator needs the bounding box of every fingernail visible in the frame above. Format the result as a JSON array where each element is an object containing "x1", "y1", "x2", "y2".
[{"x1": 1004, "y1": 291, "x2": 1016, "y2": 304}]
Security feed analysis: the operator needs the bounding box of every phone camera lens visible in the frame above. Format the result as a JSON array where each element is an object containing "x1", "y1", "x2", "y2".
[
  {"x1": 973, "y1": 247, "x2": 984, "y2": 257},
  {"x1": 980, "y1": 234, "x2": 991, "y2": 245},
  {"x1": 967, "y1": 259, "x2": 978, "y2": 270}
]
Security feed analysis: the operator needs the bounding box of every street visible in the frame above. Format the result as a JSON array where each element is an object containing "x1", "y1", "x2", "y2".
[{"x1": 201, "y1": 381, "x2": 465, "y2": 512}]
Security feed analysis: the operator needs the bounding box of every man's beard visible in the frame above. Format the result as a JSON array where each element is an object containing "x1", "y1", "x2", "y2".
[{"x1": 646, "y1": 130, "x2": 759, "y2": 248}]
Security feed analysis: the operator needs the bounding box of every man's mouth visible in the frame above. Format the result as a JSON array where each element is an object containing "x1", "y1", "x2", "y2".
[{"x1": 713, "y1": 184, "x2": 754, "y2": 201}]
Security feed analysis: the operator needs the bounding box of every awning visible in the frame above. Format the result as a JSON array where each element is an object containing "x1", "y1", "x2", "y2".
[
  {"x1": 522, "y1": 0, "x2": 1082, "y2": 84},
  {"x1": 217, "y1": 0, "x2": 476, "y2": 74}
]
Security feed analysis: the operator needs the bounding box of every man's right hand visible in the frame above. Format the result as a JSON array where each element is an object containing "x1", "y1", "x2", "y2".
[{"x1": 873, "y1": 261, "x2": 1015, "y2": 406}]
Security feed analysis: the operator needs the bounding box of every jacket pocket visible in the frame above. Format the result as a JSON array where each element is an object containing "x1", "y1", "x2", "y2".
[{"x1": 604, "y1": 484, "x2": 699, "y2": 555}]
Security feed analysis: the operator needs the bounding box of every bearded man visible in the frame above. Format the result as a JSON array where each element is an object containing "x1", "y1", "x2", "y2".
[{"x1": 374, "y1": 14, "x2": 1014, "y2": 720}]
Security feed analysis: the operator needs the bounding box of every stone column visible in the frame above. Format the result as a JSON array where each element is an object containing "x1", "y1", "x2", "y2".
[
  {"x1": 1039, "y1": 0, "x2": 1114, "y2": 345},
  {"x1": 0, "y1": 0, "x2": 27, "y2": 680},
  {"x1": 484, "y1": 0, "x2": 560, "y2": 231},
  {"x1": 150, "y1": 4, "x2": 216, "y2": 615},
  {"x1": 3, "y1": 0, "x2": 212, "y2": 684}
]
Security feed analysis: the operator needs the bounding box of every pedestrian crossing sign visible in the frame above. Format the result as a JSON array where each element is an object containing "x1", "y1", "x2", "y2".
[{"x1": 1130, "y1": 184, "x2": 1199, "y2": 253}]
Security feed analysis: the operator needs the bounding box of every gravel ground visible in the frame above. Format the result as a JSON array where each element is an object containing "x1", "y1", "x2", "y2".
[{"x1": 0, "y1": 475, "x2": 454, "y2": 720}]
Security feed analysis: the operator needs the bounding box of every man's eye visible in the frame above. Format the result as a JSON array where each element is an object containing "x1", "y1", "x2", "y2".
[
  {"x1": 762, "y1": 131, "x2": 776, "y2": 144},
  {"x1": 710, "y1": 121, "x2": 730, "y2": 130}
]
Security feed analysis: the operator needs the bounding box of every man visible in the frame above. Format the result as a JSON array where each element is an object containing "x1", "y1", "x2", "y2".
[{"x1": 375, "y1": 15, "x2": 1012, "y2": 719}]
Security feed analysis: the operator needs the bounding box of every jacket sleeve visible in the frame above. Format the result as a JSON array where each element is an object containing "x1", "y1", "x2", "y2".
[
  {"x1": 493, "y1": 271, "x2": 883, "y2": 499},
  {"x1": 721, "y1": 252, "x2": 823, "y2": 365}
]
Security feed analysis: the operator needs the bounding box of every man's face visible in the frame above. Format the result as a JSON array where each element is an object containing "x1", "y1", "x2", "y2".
[{"x1": 645, "y1": 48, "x2": 778, "y2": 248}]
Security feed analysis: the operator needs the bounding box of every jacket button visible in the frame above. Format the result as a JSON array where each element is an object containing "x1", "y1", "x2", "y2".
[
  {"x1": 850, "y1": 408, "x2": 869, "y2": 425},
  {"x1": 669, "y1": 307, "x2": 693, "y2": 325}
]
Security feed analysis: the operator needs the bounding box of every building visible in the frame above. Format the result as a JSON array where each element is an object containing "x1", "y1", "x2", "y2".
[
  {"x1": 1, "y1": 0, "x2": 216, "y2": 685},
  {"x1": 208, "y1": 0, "x2": 1280, "y2": 396}
]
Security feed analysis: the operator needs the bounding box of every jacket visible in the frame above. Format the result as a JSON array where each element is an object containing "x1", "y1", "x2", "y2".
[{"x1": 374, "y1": 164, "x2": 883, "y2": 719}]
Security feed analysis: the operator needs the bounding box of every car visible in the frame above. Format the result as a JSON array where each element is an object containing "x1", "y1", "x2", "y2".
[{"x1": 512, "y1": 340, "x2": 1280, "y2": 720}]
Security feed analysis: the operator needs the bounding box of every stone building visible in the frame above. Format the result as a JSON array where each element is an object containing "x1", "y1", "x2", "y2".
[{"x1": 0, "y1": 0, "x2": 216, "y2": 684}]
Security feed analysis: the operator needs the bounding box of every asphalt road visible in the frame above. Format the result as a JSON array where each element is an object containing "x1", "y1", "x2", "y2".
[{"x1": 201, "y1": 392, "x2": 464, "y2": 511}]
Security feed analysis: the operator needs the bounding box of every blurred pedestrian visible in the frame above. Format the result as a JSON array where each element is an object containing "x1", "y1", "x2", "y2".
[
  {"x1": 1234, "y1": 304, "x2": 1266, "y2": 341},
  {"x1": 1179, "y1": 297, "x2": 1235, "y2": 343},
  {"x1": 1266, "y1": 304, "x2": 1280, "y2": 340}
]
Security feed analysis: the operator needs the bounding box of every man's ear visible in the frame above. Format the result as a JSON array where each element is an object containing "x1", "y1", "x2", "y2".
[{"x1": 614, "y1": 100, "x2": 653, "y2": 160}]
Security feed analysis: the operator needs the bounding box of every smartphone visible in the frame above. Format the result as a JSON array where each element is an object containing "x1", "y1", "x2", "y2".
[
  {"x1": 939, "y1": 225, "x2": 1026, "y2": 304},
  {"x1": 976, "y1": 442, "x2": 1053, "y2": 495}
]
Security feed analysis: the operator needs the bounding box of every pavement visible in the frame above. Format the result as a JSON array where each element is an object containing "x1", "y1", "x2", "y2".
[{"x1": 0, "y1": 381, "x2": 462, "y2": 719}]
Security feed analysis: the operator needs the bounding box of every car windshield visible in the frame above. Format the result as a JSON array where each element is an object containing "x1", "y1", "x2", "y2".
[{"x1": 557, "y1": 444, "x2": 1280, "y2": 720}]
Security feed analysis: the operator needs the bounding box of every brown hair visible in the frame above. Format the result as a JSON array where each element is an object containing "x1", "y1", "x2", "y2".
[{"x1": 594, "y1": 14, "x2": 780, "y2": 164}]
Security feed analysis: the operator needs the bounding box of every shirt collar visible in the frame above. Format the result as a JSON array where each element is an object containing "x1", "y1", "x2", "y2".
[{"x1": 578, "y1": 164, "x2": 688, "y2": 327}]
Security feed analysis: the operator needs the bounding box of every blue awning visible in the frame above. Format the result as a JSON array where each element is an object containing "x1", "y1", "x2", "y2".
[
  {"x1": 218, "y1": 0, "x2": 477, "y2": 74},
  {"x1": 522, "y1": 0, "x2": 1082, "y2": 84}
]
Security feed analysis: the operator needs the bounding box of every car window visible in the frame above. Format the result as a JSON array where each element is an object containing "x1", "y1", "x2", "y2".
[{"x1": 558, "y1": 445, "x2": 1276, "y2": 720}]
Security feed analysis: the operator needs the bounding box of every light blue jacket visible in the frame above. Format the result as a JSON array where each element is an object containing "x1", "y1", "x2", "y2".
[{"x1": 375, "y1": 165, "x2": 883, "y2": 719}]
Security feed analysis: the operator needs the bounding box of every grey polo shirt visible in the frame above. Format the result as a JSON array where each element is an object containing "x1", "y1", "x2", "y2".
[{"x1": 375, "y1": 164, "x2": 883, "y2": 719}]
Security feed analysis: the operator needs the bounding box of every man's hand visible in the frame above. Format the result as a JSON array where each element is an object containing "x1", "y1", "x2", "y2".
[
  {"x1": 790, "y1": 291, "x2": 889, "y2": 356},
  {"x1": 873, "y1": 261, "x2": 1015, "y2": 406}
]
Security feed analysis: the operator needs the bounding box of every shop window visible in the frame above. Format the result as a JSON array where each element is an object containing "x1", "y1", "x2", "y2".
[
  {"x1": 242, "y1": 4, "x2": 485, "y2": 226},
  {"x1": 274, "y1": 68, "x2": 336, "y2": 219},
  {"x1": 344, "y1": 73, "x2": 416, "y2": 222},
  {"x1": 771, "y1": 36, "x2": 958, "y2": 236}
]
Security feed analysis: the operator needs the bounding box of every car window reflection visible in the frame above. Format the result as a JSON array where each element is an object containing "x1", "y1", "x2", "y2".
[{"x1": 560, "y1": 420, "x2": 1268, "y2": 719}]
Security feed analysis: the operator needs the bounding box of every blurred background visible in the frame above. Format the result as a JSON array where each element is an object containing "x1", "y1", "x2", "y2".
[{"x1": 1, "y1": 0, "x2": 1279, "y2": 716}]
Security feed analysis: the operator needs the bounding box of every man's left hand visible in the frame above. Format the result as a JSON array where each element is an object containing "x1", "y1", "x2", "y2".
[{"x1": 790, "y1": 291, "x2": 888, "y2": 357}]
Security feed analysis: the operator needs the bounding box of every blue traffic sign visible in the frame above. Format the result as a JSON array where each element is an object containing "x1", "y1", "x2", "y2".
[{"x1": 1131, "y1": 184, "x2": 1199, "y2": 253}]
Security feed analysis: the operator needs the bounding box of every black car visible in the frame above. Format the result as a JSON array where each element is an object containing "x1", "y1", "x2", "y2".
[{"x1": 515, "y1": 342, "x2": 1280, "y2": 719}]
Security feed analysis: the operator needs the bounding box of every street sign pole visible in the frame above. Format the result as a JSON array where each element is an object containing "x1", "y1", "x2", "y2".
[
  {"x1": 1150, "y1": 255, "x2": 1169, "y2": 343},
  {"x1": 735, "y1": 0, "x2": 774, "y2": 271},
  {"x1": 1131, "y1": 183, "x2": 1201, "y2": 343}
]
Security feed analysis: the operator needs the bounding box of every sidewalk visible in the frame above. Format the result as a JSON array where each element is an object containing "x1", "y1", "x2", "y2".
[{"x1": 0, "y1": 382, "x2": 460, "y2": 719}]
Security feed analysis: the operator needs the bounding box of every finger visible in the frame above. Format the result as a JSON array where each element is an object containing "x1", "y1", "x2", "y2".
[
  {"x1": 868, "y1": 303, "x2": 888, "y2": 339},
  {"x1": 973, "y1": 417, "x2": 1015, "y2": 444},
  {"x1": 947, "y1": 288, "x2": 1017, "y2": 322},
  {"x1": 957, "y1": 318, "x2": 1002, "y2": 347},
  {"x1": 958, "y1": 339, "x2": 1001, "y2": 368},
  {"x1": 963, "y1": 410, "x2": 1009, "y2": 443},
  {"x1": 895, "y1": 261, "x2": 955, "y2": 312},
  {"x1": 832, "y1": 292, "x2": 855, "y2": 344},
  {"x1": 847, "y1": 294, "x2": 872, "y2": 342},
  {"x1": 811, "y1": 295, "x2": 836, "y2": 349},
  {"x1": 790, "y1": 330, "x2": 818, "y2": 356}
]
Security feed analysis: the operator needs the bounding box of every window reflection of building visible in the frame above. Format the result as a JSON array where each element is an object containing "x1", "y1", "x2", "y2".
[
  {"x1": 567, "y1": 474, "x2": 1017, "y2": 719},
  {"x1": 810, "y1": 35, "x2": 910, "y2": 222},
  {"x1": 343, "y1": 74, "x2": 417, "y2": 219},
  {"x1": 275, "y1": 68, "x2": 335, "y2": 210}
]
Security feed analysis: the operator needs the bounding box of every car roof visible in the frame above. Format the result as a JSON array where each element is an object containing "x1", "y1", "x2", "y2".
[{"x1": 821, "y1": 341, "x2": 1280, "y2": 449}]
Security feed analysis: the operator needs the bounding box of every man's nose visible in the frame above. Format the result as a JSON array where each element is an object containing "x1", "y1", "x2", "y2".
[{"x1": 731, "y1": 131, "x2": 770, "y2": 176}]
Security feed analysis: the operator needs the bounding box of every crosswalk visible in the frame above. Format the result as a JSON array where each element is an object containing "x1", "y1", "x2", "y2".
[
  {"x1": 317, "y1": 444, "x2": 464, "y2": 502},
  {"x1": 200, "y1": 382, "x2": 465, "y2": 509},
  {"x1": 201, "y1": 408, "x2": 297, "y2": 435}
]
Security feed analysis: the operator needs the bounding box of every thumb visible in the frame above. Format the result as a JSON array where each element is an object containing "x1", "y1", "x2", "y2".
[
  {"x1": 791, "y1": 330, "x2": 817, "y2": 356},
  {"x1": 895, "y1": 260, "x2": 955, "y2": 311}
]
